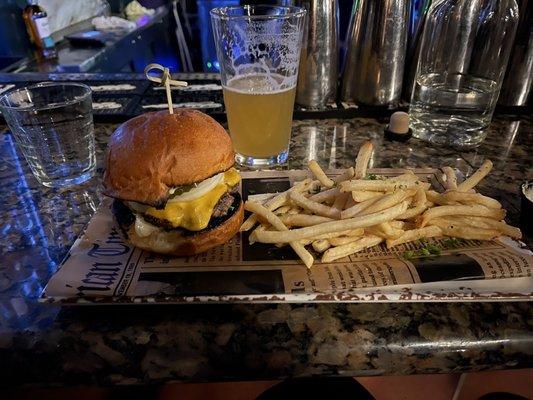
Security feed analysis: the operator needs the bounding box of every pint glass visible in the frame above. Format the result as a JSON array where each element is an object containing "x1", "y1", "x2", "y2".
[{"x1": 211, "y1": 5, "x2": 305, "y2": 166}]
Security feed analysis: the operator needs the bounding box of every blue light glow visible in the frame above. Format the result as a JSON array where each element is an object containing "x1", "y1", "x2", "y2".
[{"x1": 197, "y1": 0, "x2": 239, "y2": 72}]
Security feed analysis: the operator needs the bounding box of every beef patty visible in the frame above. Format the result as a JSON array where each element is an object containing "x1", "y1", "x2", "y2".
[{"x1": 113, "y1": 192, "x2": 242, "y2": 237}]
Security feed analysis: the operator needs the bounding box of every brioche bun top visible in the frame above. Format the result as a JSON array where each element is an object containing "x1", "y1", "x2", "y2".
[{"x1": 103, "y1": 109, "x2": 234, "y2": 206}]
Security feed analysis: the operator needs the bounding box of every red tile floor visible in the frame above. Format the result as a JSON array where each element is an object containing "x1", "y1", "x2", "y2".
[{"x1": 7, "y1": 369, "x2": 533, "y2": 400}]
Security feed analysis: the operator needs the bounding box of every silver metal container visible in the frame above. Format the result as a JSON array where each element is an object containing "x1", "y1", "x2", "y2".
[
  {"x1": 286, "y1": 0, "x2": 338, "y2": 109},
  {"x1": 402, "y1": 0, "x2": 432, "y2": 101},
  {"x1": 340, "y1": 0, "x2": 409, "y2": 105},
  {"x1": 498, "y1": 0, "x2": 532, "y2": 106},
  {"x1": 499, "y1": 42, "x2": 533, "y2": 106}
]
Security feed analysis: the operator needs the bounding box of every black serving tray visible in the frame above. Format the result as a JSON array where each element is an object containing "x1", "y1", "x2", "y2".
[{"x1": 85, "y1": 80, "x2": 150, "y2": 96}]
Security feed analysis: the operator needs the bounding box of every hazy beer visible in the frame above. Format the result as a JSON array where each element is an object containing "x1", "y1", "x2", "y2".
[
  {"x1": 211, "y1": 5, "x2": 305, "y2": 166},
  {"x1": 223, "y1": 74, "x2": 296, "y2": 159}
]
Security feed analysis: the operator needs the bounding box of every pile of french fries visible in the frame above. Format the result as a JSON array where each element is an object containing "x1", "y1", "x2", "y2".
[{"x1": 240, "y1": 141, "x2": 522, "y2": 268}]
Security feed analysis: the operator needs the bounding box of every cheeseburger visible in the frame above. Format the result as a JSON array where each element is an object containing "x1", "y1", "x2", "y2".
[{"x1": 103, "y1": 109, "x2": 243, "y2": 255}]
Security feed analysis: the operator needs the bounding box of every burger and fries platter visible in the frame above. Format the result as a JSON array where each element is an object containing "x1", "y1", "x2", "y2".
[{"x1": 42, "y1": 133, "x2": 533, "y2": 304}]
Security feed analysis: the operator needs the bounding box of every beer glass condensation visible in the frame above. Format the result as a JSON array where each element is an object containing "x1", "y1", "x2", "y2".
[{"x1": 211, "y1": 5, "x2": 305, "y2": 167}]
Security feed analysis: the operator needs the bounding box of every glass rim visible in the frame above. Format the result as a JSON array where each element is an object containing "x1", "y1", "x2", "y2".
[
  {"x1": 0, "y1": 82, "x2": 92, "y2": 112},
  {"x1": 210, "y1": 5, "x2": 306, "y2": 21}
]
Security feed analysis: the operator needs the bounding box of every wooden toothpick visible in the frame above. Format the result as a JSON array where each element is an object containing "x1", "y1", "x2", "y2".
[{"x1": 144, "y1": 63, "x2": 187, "y2": 114}]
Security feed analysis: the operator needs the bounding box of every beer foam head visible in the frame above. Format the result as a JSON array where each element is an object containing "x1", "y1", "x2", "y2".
[
  {"x1": 213, "y1": 8, "x2": 305, "y2": 91},
  {"x1": 225, "y1": 74, "x2": 294, "y2": 94}
]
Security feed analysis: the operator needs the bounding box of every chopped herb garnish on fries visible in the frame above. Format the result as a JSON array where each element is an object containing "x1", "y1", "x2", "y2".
[{"x1": 365, "y1": 173, "x2": 386, "y2": 180}]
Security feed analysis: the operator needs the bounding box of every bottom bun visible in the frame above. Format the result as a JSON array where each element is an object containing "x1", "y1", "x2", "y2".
[{"x1": 114, "y1": 195, "x2": 243, "y2": 256}]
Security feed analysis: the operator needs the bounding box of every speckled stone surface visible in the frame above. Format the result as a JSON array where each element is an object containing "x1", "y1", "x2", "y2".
[{"x1": 0, "y1": 115, "x2": 531, "y2": 387}]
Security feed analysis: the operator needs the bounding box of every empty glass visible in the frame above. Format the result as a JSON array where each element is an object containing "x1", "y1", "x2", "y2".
[{"x1": 0, "y1": 82, "x2": 96, "y2": 187}]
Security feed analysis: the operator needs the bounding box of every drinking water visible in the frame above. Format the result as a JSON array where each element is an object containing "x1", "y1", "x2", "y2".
[{"x1": 409, "y1": 73, "x2": 499, "y2": 148}]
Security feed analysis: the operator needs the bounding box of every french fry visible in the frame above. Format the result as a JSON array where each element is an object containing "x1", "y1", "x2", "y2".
[
  {"x1": 389, "y1": 220, "x2": 405, "y2": 230},
  {"x1": 334, "y1": 167, "x2": 355, "y2": 183},
  {"x1": 447, "y1": 226, "x2": 499, "y2": 240},
  {"x1": 365, "y1": 224, "x2": 403, "y2": 240},
  {"x1": 365, "y1": 226, "x2": 386, "y2": 238},
  {"x1": 290, "y1": 191, "x2": 341, "y2": 219},
  {"x1": 340, "y1": 180, "x2": 419, "y2": 192},
  {"x1": 359, "y1": 189, "x2": 411, "y2": 216},
  {"x1": 430, "y1": 221, "x2": 500, "y2": 241},
  {"x1": 442, "y1": 166, "x2": 458, "y2": 190},
  {"x1": 333, "y1": 192, "x2": 350, "y2": 211},
  {"x1": 354, "y1": 140, "x2": 374, "y2": 179},
  {"x1": 301, "y1": 229, "x2": 365, "y2": 245},
  {"x1": 436, "y1": 216, "x2": 489, "y2": 227},
  {"x1": 310, "y1": 229, "x2": 364, "y2": 241},
  {"x1": 416, "y1": 182, "x2": 432, "y2": 191},
  {"x1": 308, "y1": 160, "x2": 335, "y2": 188},
  {"x1": 275, "y1": 205, "x2": 291, "y2": 215},
  {"x1": 253, "y1": 201, "x2": 408, "y2": 243},
  {"x1": 240, "y1": 178, "x2": 312, "y2": 231},
  {"x1": 351, "y1": 190, "x2": 383, "y2": 202},
  {"x1": 378, "y1": 222, "x2": 404, "y2": 238},
  {"x1": 278, "y1": 214, "x2": 334, "y2": 227},
  {"x1": 419, "y1": 204, "x2": 506, "y2": 227},
  {"x1": 439, "y1": 190, "x2": 502, "y2": 209},
  {"x1": 413, "y1": 188, "x2": 427, "y2": 207},
  {"x1": 322, "y1": 236, "x2": 383, "y2": 263},
  {"x1": 344, "y1": 193, "x2": 356, "y2": 209},
  {"x1": 307, "y1": 179, "x2": 322, "y2": 193},
  {"x1": 249, "y1": 224, "x2": 268, "y2": 244},
  {"x1": 244, "y1": 201, "x2": 314, "y2": 268},
  {"x1": 387, "y1": 175, "x2": 431, "y2": 191},
  {"x1": 312, "y1": 239, "x2": 331, "y2": 253},
  {"x1": 341, "y1": 196, "x2": 381, "y2": 219},
  {"x1": 398, "y1": 205, "x2": 427, "y2": 221},
  {"x1": 308, "y1": 187, "x2": 339, "y2": 203},
  {"x1": 287, "y1": 207, "x2": 302, "y2": 215},
  {"x1": 329, "y1": 234, "x2": 366, "y2": 246},
  {"x1": 329, "y1": 237, "x2": 358, "y2": 246},
  {"x1": 386, "y1": 226, "x2": 442, "y2": 248},
  {"x1": 387, "y1": 171, "x2": 418, "y2": 182},
  {"x1": 464, "y1": 217, "x2": 521, "y2": 239},
  {"x1": 457, "y1": 160, "x2": 493, "y2": 192},
  {"x1": 397, "y1": 189, "x2": 427, "y2": 220},
  {"x1": 425, "y1": 190, "x2": 441, "y2": 203},
  {"x1": 434, "y1": 216, "x2": 522, "y2": 239}
]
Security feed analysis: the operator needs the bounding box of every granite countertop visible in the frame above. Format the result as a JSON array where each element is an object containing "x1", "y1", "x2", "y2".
[{"x1": 0, "y1": 115, "x2": 532, "y2": 386}]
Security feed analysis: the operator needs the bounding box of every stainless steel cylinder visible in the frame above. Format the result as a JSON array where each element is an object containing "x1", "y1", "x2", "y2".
[
  {"x1": 340, "y1": 0, "x2": 409, "y2": 105},
  {"x1": 498, "y1": 0, "x2": 532, "y2": 106},
  {"x1": 498, "y1": 41, "x2": 533, "y2": 106},
  {"x1": 403, "y1": 0, "x2": 432, "y2": 101},
  {"x1": 289, "y1": 0, "x2": 338, "y2": 109}
]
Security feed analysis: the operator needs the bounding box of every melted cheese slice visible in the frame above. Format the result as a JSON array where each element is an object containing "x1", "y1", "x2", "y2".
[{"x1": 144, "y1": 168, "x2": 240, "y2": 231}]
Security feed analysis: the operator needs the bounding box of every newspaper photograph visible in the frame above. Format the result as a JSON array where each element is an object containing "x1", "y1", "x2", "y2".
[{"x1": 41, "y1": 169, "x2": 533, "y2": 304}]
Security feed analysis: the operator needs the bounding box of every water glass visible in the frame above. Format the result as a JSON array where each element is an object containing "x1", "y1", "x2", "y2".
[
  {"x1": 0, "y1": 82, "x2": 96, "y2": 187},
  {"x1": 409, "y1": 0, "x2": 518, "y2": 148},
  {"x1": 211, "y1": 5, "x2": 306, "y2": 167}
]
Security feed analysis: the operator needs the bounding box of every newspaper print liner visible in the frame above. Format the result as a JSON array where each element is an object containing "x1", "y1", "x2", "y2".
[{"x1": 40, "y1": 169, "x2": 533, "y2": 305}]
